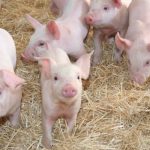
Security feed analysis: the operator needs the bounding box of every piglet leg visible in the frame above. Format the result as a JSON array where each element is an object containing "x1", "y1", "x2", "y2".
[
  {"x1": 66, "y1": 114, "x2": 77, "y2": 134},
  {"x1": 113, "y1": 30, "x2": 126, "y2": 63},
  {"x1": 92, "y1": 29, "x2": 104, "y2": 65},
  {"x1": 113, "y1": 44, "x2": 123, "y2": 63},
  {"x1": 42, "y1": 114, "x2": 55, "y2": 149},
  {"x1": 9, "y1": 107, "x2": 20, "y2": 127}
]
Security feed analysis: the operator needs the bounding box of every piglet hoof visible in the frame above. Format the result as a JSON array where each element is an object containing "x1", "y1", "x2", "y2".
[
  {"x1": 114, "y1": 54, "x2": 122, "y2": 64},
  {"x1": 113, "y1": 48, "x2": 123, "y2": 64},
  {"x1": 42, "y1": 137, "x2": 53, "y2": 149},
  {"x1": 92, "y1": 54, "x2": 102, "y2": 66},
  {"x1": 114, "y1": 57, "x2": 122, "y2": 64},
  {"x1": 9, "y1": 119, "x2": 20, "y2": 128},
  {"x1": 67, "y1": 128, "x2": 73, "y2": 135},
  {"x1": 92, "y1": 59, "x2": 101, "y2": 66}
]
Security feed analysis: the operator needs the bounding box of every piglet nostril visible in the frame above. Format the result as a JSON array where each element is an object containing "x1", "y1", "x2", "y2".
[{"x1": 85, "y1": 15, "x2": 94, "y2": 25}]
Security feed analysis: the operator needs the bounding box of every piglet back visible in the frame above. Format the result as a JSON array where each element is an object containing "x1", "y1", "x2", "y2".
[{"x1": 0, "y1": 28, "x2": 16, "y2": 69}]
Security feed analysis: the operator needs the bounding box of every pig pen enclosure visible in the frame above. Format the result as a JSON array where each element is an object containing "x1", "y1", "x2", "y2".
[{"x1": 0, "y1": 0, "x2": 150, "y2": 150}]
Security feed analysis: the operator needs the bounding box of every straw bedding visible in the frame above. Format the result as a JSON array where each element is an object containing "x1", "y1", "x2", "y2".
[{"x1": 0, "y1": 0, "x2": 150, "y2": 150}]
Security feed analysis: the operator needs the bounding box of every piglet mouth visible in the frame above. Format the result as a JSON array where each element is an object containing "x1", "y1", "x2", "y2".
[{"x1": 21, "y1": 53, "x2": 34, "y2": 63}]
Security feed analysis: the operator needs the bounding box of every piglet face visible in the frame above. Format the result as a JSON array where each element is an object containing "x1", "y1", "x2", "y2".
[
  {"x1": 115, "y1": 32, "x2": 150, "y2": 84},
  {"x1": 22, "y1": 26, "x2": 51, "y2": 61},
  {"x1": 22, "y1": 15, "x2": 61, "y2": 62},
  {"x1": 86, "y1": 0, "x2": 121, "y2": 27},
  {"x1": 127, "y1": 41, "x2": 150, "y2": 84},
  {"x1": 39, "y1": 51, "x2": 93, "y2": 102},
  {"x1": 51, "y1": 64, "x2": 82, "y2": 102},
  {"x1": 22, "y1": 40, "x2": 51, "y2": 62}
]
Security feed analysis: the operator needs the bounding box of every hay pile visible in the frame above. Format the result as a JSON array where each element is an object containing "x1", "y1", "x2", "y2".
[{"x1": 0, "y1": 0, "x2": 150, "y2": 150}]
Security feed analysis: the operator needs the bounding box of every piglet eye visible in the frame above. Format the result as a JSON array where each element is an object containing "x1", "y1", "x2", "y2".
[
  {"x1": 104, "y1": 6, "x2": 109, "y2": 11},
  {"x1": 0, "y1": 91, "x2": 2, "y2": 95},
  {"x1": 77, "y1": 76, "x2": 80, "y2": 80},
  {"x1": 54, "y1": 76, "x2": 58, "y2": 81},
  {"x1": 145, "y1": 60, "x2": 150, "y2": 66},
  {"x1": 39, "y1": 42, "x2": 45, "y2": 46}
]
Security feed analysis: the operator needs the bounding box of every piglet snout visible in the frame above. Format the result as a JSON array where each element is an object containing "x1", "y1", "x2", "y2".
[
  {"x1": 21, "y1": 52, "x2": 34, "y2": 63},
  {"x1": 131, "y1": 73, "x2": 145, "y2": 85},
  {"x1": 21, "y1": 53, "x2": 28, "y2": 61},
  {"x1": 85, "y1": 14, "x2": 94, "y2": 25},
  {"x1": 62, "y1": 84, "x2": 77, "y2": 98}
]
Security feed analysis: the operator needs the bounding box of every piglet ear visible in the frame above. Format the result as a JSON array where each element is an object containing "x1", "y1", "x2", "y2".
[
  {"x1": 46, "y1": 21, "x2": 60, "y2": 40},
  {"x1": 113, "y1": 0, "x2": 122, "y2": 8},
  {"x1": 75, "y1": 51, "x2": 93, "y2": 80},
  {"x1": 26, "y1": 14, "x2": 42, "y2": 30},
  {"x1": 0, "y1": 70, "x2": 25, "y2": 89},
  {"x1": 35, "y1": 57, "x2": 57, "y2": 79},
  {"x1": 115, "y1": 32, "x2": 132, "y2": 52}
]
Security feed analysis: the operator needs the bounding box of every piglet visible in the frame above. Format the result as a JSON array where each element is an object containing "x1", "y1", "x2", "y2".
[
  {"x1": 0, "y1": 28, "x2": 25, "y2": 126},
  {"x1": 115, "y1": 0, "x2": 150, "y2": 84},
  {"x1": 36, "y1": 49, "x2": 93, "y2": 149},
  {"x1": 85, "y1": 0, "x2": 131, "y2": 65},
  {"x1": 21, "y1": 0, "x2": 90, "y2": 62}
]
